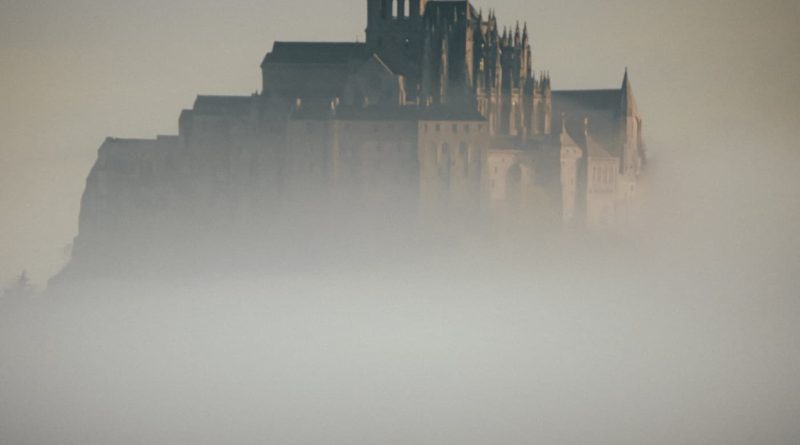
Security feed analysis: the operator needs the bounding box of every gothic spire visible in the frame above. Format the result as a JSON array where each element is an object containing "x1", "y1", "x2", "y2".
[
  {"x1": 522, "y1": 22, "x2": 529, "y2": 43},
  {"x1": 621, "y1": 68, "x2": 638, "y2": 117}
]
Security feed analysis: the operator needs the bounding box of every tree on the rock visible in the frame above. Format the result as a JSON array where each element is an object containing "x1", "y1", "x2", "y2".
[{"x1": 2, "y1": 271, "x2": 36, "y2": 300}]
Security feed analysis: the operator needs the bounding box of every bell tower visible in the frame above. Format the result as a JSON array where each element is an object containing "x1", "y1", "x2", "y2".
[{"x1": 366, "y1": 0, "x2": 426, "y2": 52}]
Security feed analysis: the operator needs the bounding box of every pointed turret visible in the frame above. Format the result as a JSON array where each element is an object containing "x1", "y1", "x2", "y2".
[
  {"x1": 620, "y1": 68, "x2": 638, "y2": 117},
  {"x1": 619, "y1": 68, "x2": 642, "y2": 176}
]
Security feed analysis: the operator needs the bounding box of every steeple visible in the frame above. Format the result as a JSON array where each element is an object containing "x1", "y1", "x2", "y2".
[
  {"x1": 619, "y1": 68, "x2": 642, "y2": 176},
  {"x1": 620, "y1": 68, "x2": 638, "y2": 117}
]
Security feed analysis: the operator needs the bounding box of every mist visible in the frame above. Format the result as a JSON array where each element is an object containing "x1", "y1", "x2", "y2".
[{"x1": 1, "y1": 0, "x2": 799, "y2": 444}]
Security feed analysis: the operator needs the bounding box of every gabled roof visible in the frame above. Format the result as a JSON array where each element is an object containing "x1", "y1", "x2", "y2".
[
  {"x1": 553, "y1": 88, "x2": 622, "y2": 156},
  {"x1": 193, "y1": 96, "x2": 254, "y2": 115},
  {"x1": 553, "y1": 89, "x2": 622, "y2": 113},
  {"x1": 559, "y1": 120, "x2": 580, "y2": 149},
  {"x1": 261, "y1": 42, "x2": 368, "y2": 67},
  {"x1": 585, "y1": 130, "x2": 614, "y2": 158}
]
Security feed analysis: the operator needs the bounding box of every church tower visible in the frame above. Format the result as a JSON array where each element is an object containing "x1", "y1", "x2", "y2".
[
  {"x1": 619, "y1": 69, "x2": 641, "y2": 177},
  {"x1": 366, "y1": 0, "x2": 427, "y2": 51},
  {"x1": 366, "y1": 0, "x2": 428, "y2": 101}
]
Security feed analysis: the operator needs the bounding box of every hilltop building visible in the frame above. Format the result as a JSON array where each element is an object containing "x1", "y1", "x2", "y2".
[{"x1": 73, "y1": 0, "x2": 646, "y2": 265}]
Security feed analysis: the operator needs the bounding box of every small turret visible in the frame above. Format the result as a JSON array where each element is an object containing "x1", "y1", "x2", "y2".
[
  {"x1": 619, "y1": 68, "x2": 642, "y2": 176},
  {"x1": 542, "y1": 71, "x2": 552, "y2": 134},
  {"x1": 620, "y1": 68, "x2": 638, "y2": 117}
]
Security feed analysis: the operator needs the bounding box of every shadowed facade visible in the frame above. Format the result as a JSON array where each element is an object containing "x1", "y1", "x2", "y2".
[{"x1": 70, "y1": 0, "x2": 646, "y2": 274}]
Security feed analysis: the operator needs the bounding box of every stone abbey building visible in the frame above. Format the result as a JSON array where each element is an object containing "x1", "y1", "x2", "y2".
[{"x1": 74, "y1": 0, "x2": 645, "y2": 265}]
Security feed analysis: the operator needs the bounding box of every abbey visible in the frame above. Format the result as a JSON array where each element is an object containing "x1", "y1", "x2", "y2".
[{"x1": 73, "y1": 0, "x2": 645, "y2": 264}]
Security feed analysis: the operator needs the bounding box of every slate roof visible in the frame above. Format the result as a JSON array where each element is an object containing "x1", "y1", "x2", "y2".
[
  {"x1": 559, "y1": 122, "x2": 581, "y2": 149},
  {"x1": 553, "y1": 89, "x2": 622, "y2": 156},
  {"x1": 261, "y1": 42, "x2": 369, "y2": 67},
  {"x1": 193, "y1": 96, "x2": 255, "y2": 115},
  {"x1": 291, "y1": 104, "x2": 487, "y2": 122},
  {"x1": 585, "y1": 130, "x2": 614, "y2": 158},
  {"x1": 553, "y1": 89, "x2": 621, "y2": 113}
]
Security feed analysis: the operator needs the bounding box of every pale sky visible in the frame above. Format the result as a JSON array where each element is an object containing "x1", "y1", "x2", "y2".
[{"x1": 0, "y1": 0, "x2": 798, "y2": 285}]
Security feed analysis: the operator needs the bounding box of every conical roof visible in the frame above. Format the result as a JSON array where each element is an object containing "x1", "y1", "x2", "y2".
[{"x1": 620, "y1": 68, "x2": 638, "y2": 117}]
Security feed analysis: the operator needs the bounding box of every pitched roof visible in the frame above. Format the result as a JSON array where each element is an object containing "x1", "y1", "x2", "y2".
[
  {"x1": 261, "y1": 42, "x2": 368, "y2": 66},
  {"x1": 553, "y1": 89, "x2": 622, "y2": 155},
  {"x1": 559, "y1": 120, "x2": 580, "y2": 149},
  {"x1": 193, "y1": 95, "x2": 255, "y2": 115},
  {"x1": 291, "y1": 104, "x2": 487, "y2": 122},
  {"x1": 585, "y1": 130, "x2": 614, "y2": 158},
  {"x1": 553, "y1": 89, "x2": 622, "y2": 112}
]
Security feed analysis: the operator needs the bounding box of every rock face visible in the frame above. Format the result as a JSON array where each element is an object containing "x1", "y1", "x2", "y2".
[{"x1": 65, "y1": 0, "x2": 645, "y2": 280}]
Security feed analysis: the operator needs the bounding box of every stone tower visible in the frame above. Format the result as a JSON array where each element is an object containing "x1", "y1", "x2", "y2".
[{"x1": 366, "y1": 0, "x2": 428, "y2": 100}]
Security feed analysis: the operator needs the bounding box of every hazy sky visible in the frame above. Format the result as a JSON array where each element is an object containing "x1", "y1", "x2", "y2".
[
  {"x1": 1, "y1": 2, "x2": 799, "y2": 443},
  {"x1": 0, "y1": 0, "x2": 799, "y2": 285}
]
